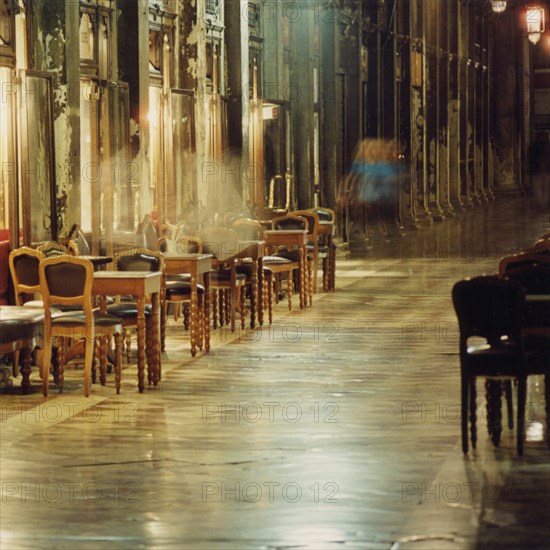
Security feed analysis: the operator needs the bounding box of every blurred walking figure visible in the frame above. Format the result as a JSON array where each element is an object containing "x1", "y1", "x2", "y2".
[
  {"x1": 338, "y1": 138, "x2": 399, "y2": 236},
  {"x1": 529, "y1": 132, "x2": 550, "y2": 213}
]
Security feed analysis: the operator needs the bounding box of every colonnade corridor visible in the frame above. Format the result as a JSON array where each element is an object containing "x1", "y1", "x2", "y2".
[{"x1": 1, "y1": 197, "x2": 549, "y2": 549}]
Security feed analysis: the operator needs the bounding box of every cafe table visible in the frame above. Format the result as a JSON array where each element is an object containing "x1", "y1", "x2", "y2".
[
  {"x1": 163, "y1": 254, "x2": 213, "y2": 357},
  {"x1": 78, "y1": 255, "x2": 113, "y2": 270},
  {"x1": 93, "y1": 271, "x2": 162, "y2": 393},
  {"x1": 263, "y1": 230, "x2": 308, "y2": 309}
]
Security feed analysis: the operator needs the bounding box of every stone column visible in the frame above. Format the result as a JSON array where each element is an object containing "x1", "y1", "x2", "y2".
[
  {"x1": 224, "y1": 0, "x2": 249, "y2": 203},
  {"x1": 118, "y1": 0, "x2": 151, "y2": 222},
  {"x1": 492, "y1": 3, "x2": 525, "y2": 194}
]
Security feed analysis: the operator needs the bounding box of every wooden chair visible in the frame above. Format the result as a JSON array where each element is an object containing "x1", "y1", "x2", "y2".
[
  {"x1": 36, "y1": 241, "x2": 68, "y2": 257},
  {"x1": 290, "y1": 210, "x2": 331, "y2": 295},
  {"x1": 498, "y1": 252, "x2": 550, "y2": 274},
  {"x1": 40, "y1": 256, "x2": 123, "y2": 396},
  {"x1": 308, "y1": 207, "x2": 336, "y2": 290},
  {"x1": 504, "y1": 264, "x2": 550, "y2": 449},
  {"x1": 452, "y1": 276, "x2": 528, "y2": 455},
  {"x1": 232, "y1": 218, "x2": 272, "y2": 327},
  {"x1": 271, "y1": 213, "x2": 312, "y2": 308},
  {"x1": 160, "y1": 236, "x2": 206, "y2": 347},
  {"x1": 8, "y1": 247, "x2": 44, "y2": 378},
  {"x1": 9, "y1": 247, "x2": 44, "y2": 307},
  {"x1": 67, "y1": 226, "x2": 91, "y2": 256},
  {"x1": 107, "y1": 249, "x2": 163, "y2": 378},
  {"x1": 198, "y1": 227, "x2": 247, "y2": 332}
]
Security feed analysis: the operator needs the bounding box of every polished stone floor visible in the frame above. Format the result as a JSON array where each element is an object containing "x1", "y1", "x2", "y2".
[{"x1": 1, "y1": 197, "x2": 549, "y2": 550}]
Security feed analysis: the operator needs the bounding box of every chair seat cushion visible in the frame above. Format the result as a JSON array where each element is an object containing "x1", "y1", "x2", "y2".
[
  {"x1": 527, "y1": 347, "x2": 550, "y2": 374},
  {"x1": 166, "y1": 273, "x2": 191, "y2": 283},
  {"x1": 263, "y1": 255, "x2": 292, "y2": 265},
  {"x1": 210, "y1": 270, "x2": 246, "y2": 283},
  {"x1": 107, "y1": 303, "x2": 153, "y2": 318},
  {"x1": 52, "y1": 310, "x2": 122, "y2": 328},
  {"x1": 0, "y1": 307, "x2": 44, "y2": 344},
  {"x1": 94, "y1": 312, "x2": 124, "y2": 328},
  {"x1": 23, "y1": 300, "x2": 44, "y2": 308},
  {"x1": 465, "y1": 343, "x2": 523, "y2": 374},
  {"x1": 236, "y1": 264, "x2": 256, "y2": 278},
  {"x1": 276, "y1": 250, "x2": 312, "y2": 262},
  {"x1": 306, "y1": 243, "x2": 330, "y2": 255},
  {"x1": 165, "y1": 280, "x2": 205, "y2": 297}
]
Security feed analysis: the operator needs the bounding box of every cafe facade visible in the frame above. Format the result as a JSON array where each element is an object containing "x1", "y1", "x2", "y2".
[{"x1": 0, "y1": 0, "x2": 546, "y2": 248}]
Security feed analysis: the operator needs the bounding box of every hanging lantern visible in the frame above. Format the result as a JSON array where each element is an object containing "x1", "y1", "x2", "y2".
[
  {"x1": 526, "y1": 5, "x2": 546, "y2": 44},
  {"x1": 490, "y1": 0, "x2": 507, "y2": 13}
]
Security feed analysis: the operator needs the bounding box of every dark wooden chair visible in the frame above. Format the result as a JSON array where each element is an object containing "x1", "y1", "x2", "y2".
[
  {"x1": 452, "y1": 276, "x2": 528, "y2": 455},
  {"x1": 107, "y1": 249, "x2": 163, "y2": 378},
  {"x1": 198, "y1": 227, "x2": 247, "y2": 332},
  {"x1": 504, "y1": 264, "x2": 550, "y2": 450},
  {"x1": 270, "y1": 213, "x2": 312, "y2": 308}
]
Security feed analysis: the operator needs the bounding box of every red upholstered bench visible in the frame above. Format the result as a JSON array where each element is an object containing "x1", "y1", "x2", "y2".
[{"x1": 0, "y1": 230, "x2": 11, "y2": 305}]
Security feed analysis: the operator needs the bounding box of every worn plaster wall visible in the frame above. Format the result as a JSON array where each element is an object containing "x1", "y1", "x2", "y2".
[{"x1": 29, "y1": 0, "x2": 80, "y2": 236}]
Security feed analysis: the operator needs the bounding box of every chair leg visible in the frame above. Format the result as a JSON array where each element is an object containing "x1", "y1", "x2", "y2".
[
  {"x1": 242, "y1": 287, "x2": 247, "y2": 330},
  {"x1": 183, "y1": 303, "x2": 190, "y2": 331},
  {"x1": 312, "y1": 252, "x2": 318, "y2": 295},
  {"x1": 469, "y1": 379, "x2": 477, "y2": 450},
  {"x1": 161, "y1": 300, "x2": 167, "y2": 353},
  {"x1": 83, "y1": 331, "x2": 94, "y2": 397},
  {"x1": 57, "y1": 337, "x2": 66, "y2": 394},
  {"x1": 42, "y1": 335, "x2": 52, "y2": 397},
  {"x1": 267, "y1": 275, "x2": 273, "y2": 325},
  {"x1": 212, "y1": 290, "x2": 218, "y2": 330},
  {"x1": 198, "y1": 294, "x2": 204, "y2": 351},
  {"x1": 225, "y1": 289, "x2": 231, "y2": 328},
  {"x1": 124, "y1": 328, "x2": 132, "y2": 362},
  {"x1": 461, "y1": 374, "x2": 469, "y2": 454},
  {"x1": 517, "y1": 377, "x2": 526, "y2": 456},
  {"x1": 13, "y1": 350, "x2": 20, "y2": 378},
  {"x1": 99, "y1": 336, "x2": 107, "y2": 386},
  {"x1": 173, "y1": 302, "x2": 182, "y2": 322},
  {"x1": 146, "y1": 318, "x2": 152, "y2": 385},
  {"x1": 545, "y1": 374, "x2": 550, "y2": 450},
  {"x1": 114, "y1": 332, "x2": 123, "y2": 394},
  {"x1": 287, "y1": 272, "x2": 293, "y2": 311},
  {"x1": 504, "y1": 380, "x2": 514, "y2": 430},
  {"x1": 308, "y1": 259, "x2": 313, "y2": 306},
  {"x1": 487, "y1": 380, "x2": 502, "y2": 447},
  {"x1": 274, "y1": 276, "x2": 280, "y2": 304}
]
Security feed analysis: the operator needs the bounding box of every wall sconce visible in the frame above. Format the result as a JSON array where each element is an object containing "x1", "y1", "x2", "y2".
[
  {"x1": 526, "y1": 5, "x2": 545, "y2": 44},
  {"x1": 490, "y1": 0, "x2": 507, "y2": 13},
  {"x1": 525, "y1": 5, "x2": 544, "y2": 44}
]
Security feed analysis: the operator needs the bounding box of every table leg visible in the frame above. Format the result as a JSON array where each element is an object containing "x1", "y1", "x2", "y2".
[
  {"x1": 250, "y1": 259, "x2": 258, "y2": 329},
  {"x1": 161, "y1": 282, "x2": 167, "y2": 352},
  {"x1": 136, "y1": 297, "x2": 146, "y2": 393},
  {"x1": 204, "y1": 273, "x2": 211, "y2": 353},
  {"x1": 190, "y1": 274, "x2": 198, "y2": 357},
  {"x1": 151, "y1": 291, "x2": 160, "y2": 385},
  {"x1": 257, "y1": 258, "x2": 264, "y2": 326},
  {"x1": 329, "y1": 236, "x2": 336, "y2": 290},
  {"x1": 114, "y1": 332, "x2": 122, "y2": 394},
  {"x1": 20, "y1": 345, "x2": 32, "y2": 395},
  {"x1": 299, "y1": 247, "x2": 306, "y2": 309}
]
